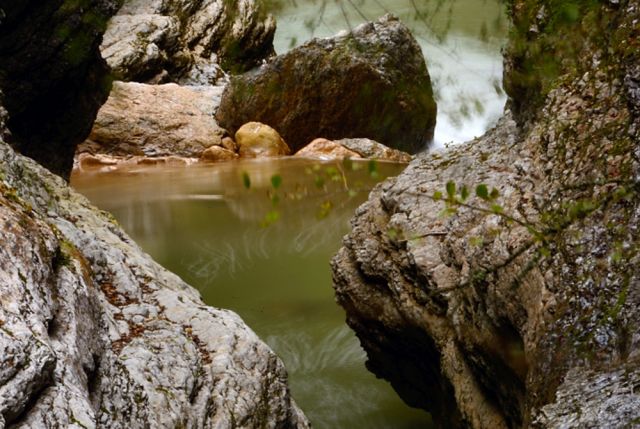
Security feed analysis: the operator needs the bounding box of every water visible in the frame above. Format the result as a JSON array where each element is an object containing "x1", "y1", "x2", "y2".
[
  {"x1": 271, "y1": 0, "x2": 508, "y2": 147},
  {"x1": 71, "y1": 158, "x2": 433, "y2": 428}
]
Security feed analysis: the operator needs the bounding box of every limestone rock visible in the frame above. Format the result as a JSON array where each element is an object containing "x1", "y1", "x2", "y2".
[
  {"x1": 0, "y1": 0, "x2": 122, "y2": 179},
  {"x1": 0, "y1": 137, "x2": 309, "y2": 428},
  {"x1": 216, "y1": 14, "x2": 437, "y2": 154},
  {"x1": 236, "y1": 122, "x2": 290, "y2": 158},
  {"x1": 77, "y1": 82, "x2": 226, "y2": 158},
  {"x1": 102, "y1": 0, "x2": 276, "y2": 84},
  {"x1": 295, "y1": 138, "x2": 362, "y2": 161},
  {"x1": 332, "y1": 2, "x2": 640, "y2": 428},
  {"x1": 200, "y1": 145, "x2": 239, "y2": 162},
  {"x1": 336, "y1": 138, "x2": 412, "y2": 163}
]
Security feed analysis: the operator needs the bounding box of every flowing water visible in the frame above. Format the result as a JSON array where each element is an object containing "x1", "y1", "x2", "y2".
[
  {"x1": 272, "y1": 0, "x2": 509, "y2": 146},
  {"x1": 72, "y1": 159, "x2": 432, "y2": 428},
  {"x1": 72, "y1": 2, "x2": 509, "y2": 426}
]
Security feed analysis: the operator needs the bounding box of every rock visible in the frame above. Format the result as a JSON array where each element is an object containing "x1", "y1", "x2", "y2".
[
  {"x1": 236, "y1": 122, "x2": 290, "y2": 158},
  {"x1": 102, "y1": 0, "x2": 276, "y2": 84},
  {"x1": 332, "y1": 1, "x2": 640, "y2": 428},
  {"x1": 295, "y1": 138, "x2": 363, "y2": 161},
  {"x1": 200, "y1": 145, "x2": 239, "y2": 162},
  {"x1": 0, "y1": 0, "x2": 122, "y2": 179},
  {"x1": 295, "y1": 137, "x2": 412, "y2": 162},
  {"x1": 336, "y1": 138, "x2": 412, "y2": 163},
  {"x1": 216, "y1": 14, "x2": 437, "y2": 154},
  {"x1": 77, "y1": 82, "x2": 227, "y2": 158},
  {"x1": 0, "y1": 134, "x2": 309, "y2": 428}
]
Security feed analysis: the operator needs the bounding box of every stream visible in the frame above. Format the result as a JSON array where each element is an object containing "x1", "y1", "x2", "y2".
[{"x1": 72, "y1": 1, "x2": 507, "y2": 427}]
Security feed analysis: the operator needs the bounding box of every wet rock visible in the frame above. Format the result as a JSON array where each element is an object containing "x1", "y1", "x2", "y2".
[
  {"x1": 236, "y1": 122, "x2": 290, "y2": 158},
  {"x1": 295, "y1": 137, "x2": 412, "y2": 162},
  {"x1": 295, "y1": 138, "x2": 362, "y2": 161},
  {"x1": 0, "y1": 136, "x2": 309, "y2": 428},
  {"x1": 77, "y1": 82, "x2": 226, "y2": 158},
  {"x1": 102, "y1": 0, "x2": 276, "y2": 84},
  {"x1": 200, "y1": 145, "x2": 239, "y2": 162},
  {"x1": 332, "y1": 1, "x2": 640, "y2": 427},
  {"x1": 0, "y1": 0, "x2": 122, "y2": 179},
  {"x1": 216, "y1": 14, "x2": 437, "y2": 154},
  {"x1": 336, "y1": 138, "x2": 412, "y2": 163}
]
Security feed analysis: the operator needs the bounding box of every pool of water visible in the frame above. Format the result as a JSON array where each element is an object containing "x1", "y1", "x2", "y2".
[
  {"x1": 71, "y1": 158, "x2": 433, "y2": 428},
  {"x1": 271, "y1": 0, "x2": 508, "y2": 146}
]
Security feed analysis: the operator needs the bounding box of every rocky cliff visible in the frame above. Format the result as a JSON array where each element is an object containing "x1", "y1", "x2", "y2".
[
  {"x1": 102, "y1": 0, "x2": 276, "y2": 84},
  {"x1": 0, "y1": 135, "x2": 308, "y2": 428},
  {"x1": 0, "y1": 1, "x2": 307, "y2": 427},
  {"x1": 0, "y1": 0, "x2": 121, "y2": 180},
  {"x1": 332, "y1": 1, "x2": 640, "y2": 427}
]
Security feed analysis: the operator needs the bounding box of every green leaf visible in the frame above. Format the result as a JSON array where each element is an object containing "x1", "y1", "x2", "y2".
[
  {"x1": 490, "y1": 188, "x2": 500, "y2": 200},
  {"x1": 368, "y1": 160, "x2": 379, "y2": 178},
  {"x1": 460, "y1": 185, "x2": 470, "y2": 202},
  {"x1": 490, "y1": 204, "x2": 503, "y2": 214},
  {"x1": 476, "y1": 184, "x2": 489, "y2": 200},
  {"x1": 260, "y1": 210, "x2": 280, "y2": 227},
  {"x1": 270, "y1": 193, "x2": 280, "y2": 206},
  {"x1": 316, "y1": 200, "x2": 333, "y2": 219},
  {"x1": 433, "y1": 191, "x2": 443, "y2": 201},
  {"x1": 242, "y1": 172, "x2": 251, "y2": 189},
  {"x1": 270, "y1": 174, "x2": 282, "y2": 189},
  {"x1": 446, "y1": 181, "x2": 456, "y2": 198}
]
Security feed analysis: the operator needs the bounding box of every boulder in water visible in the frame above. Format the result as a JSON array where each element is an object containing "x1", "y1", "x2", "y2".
[
  {"x1": 216, "y1": 14, "x2": 437, "y2": 154},
  {"x1": 236, "y1": 122, "x2": 290, "y2": 158}
]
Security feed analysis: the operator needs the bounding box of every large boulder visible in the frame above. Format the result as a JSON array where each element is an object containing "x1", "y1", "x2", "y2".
[
  {"x1": 0, "y1": 0, "x2": 122, "y2": 179},
  {"x1": 77, "y1": 81, "x2": 227, "y2": 158},
  {"x1": 216, "y1": 14, "x2": 437, "y2": 154},
  {"x1": 332, "y1": 1, "x2": 640, "y2": 428},
  {"x1": 0, "y1": 133, "x2": 308, "y2": 428},
  {"x1": 102, "y1": 0, "x2": 276, "y2": 84}
]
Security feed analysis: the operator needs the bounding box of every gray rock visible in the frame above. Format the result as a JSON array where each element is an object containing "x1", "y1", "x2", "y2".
[
  {"x1": 0, "y1": 137, "x2": 308, "y2": 427},
  {"x1": 216, "y1": 14, "x2": 437, "y2": 154},
  {"x1": 103, "y1": 0, "x2": 276, "y2": 84}
]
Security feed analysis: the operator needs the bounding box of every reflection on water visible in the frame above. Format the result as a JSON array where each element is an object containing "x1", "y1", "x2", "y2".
[
  {"x1": 71, "y1": 159, "x2": 433, "y2": 429},
  {"x1": 272, "y1": 0, "x2": 508, "y2": 146}
]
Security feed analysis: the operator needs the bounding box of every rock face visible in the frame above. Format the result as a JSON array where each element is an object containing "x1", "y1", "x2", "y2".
[
  {"x1": 102, "y1": 0, "x2": 276, "y2": 84},
  {"x1": 0, "y1": 137, "x2": 308, "y2": 427},
  {"x1": 77, "y1": 81, "x2": 227, "y2": 158},
  {"x1": 332, "y1": 1, "x2": 640, "y2": 428},
  {"x1": 0, "y1": 0, "x2": 122, "y2": 179},
  {"x1": 216, "y1": 14, "x2": 437, "y2": 154}
]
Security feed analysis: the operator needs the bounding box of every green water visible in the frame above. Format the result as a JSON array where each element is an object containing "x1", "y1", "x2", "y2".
[{"x1": 71, "y1": 158, "x2": 433, "y2": 428}]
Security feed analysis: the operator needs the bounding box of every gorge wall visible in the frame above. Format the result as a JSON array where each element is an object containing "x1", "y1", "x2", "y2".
[
  {"x1": 0, "y1": 1, "x2": 308, "y2": 427},
  {"x1": 332, "y1": 1, "x2": 640, "y2": 427}
]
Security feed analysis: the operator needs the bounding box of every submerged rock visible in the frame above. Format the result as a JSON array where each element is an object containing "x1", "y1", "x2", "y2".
[
  {"x1": 0, "y1": 0, "x2": 121, "y2": 179},
  {"x1": 332, "y1": 1, "x2": 640, "y2": 428},
  {"x1": 295, "y1": 138, "x2": 363, "y2": 161},
  {"x1": 216, "y1": 14, "x2": 437, "y2": 154},
  {"x1": 295, "y1": 137, "x2": 411, "y2": 162},
  {"x1": 236, "y1": 122, "x2": 290, "y2": 158},
  {"x1": 77, "y1": 82, "x2": 227, "y2": 158},
  {"x1": 102, "y1": 0, "x2": 276, "y2": 84},
  {"x1": 0, "y1": 137, "x2": 309, "y2": 428}
]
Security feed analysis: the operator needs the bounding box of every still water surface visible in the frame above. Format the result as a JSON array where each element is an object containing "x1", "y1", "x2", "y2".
[
  {"x1": 72, "y1": 159, "x2": 432, "y2": 428},
  {"x1": 272, "y1": 0, "x2": 508, "y2": 146}
]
